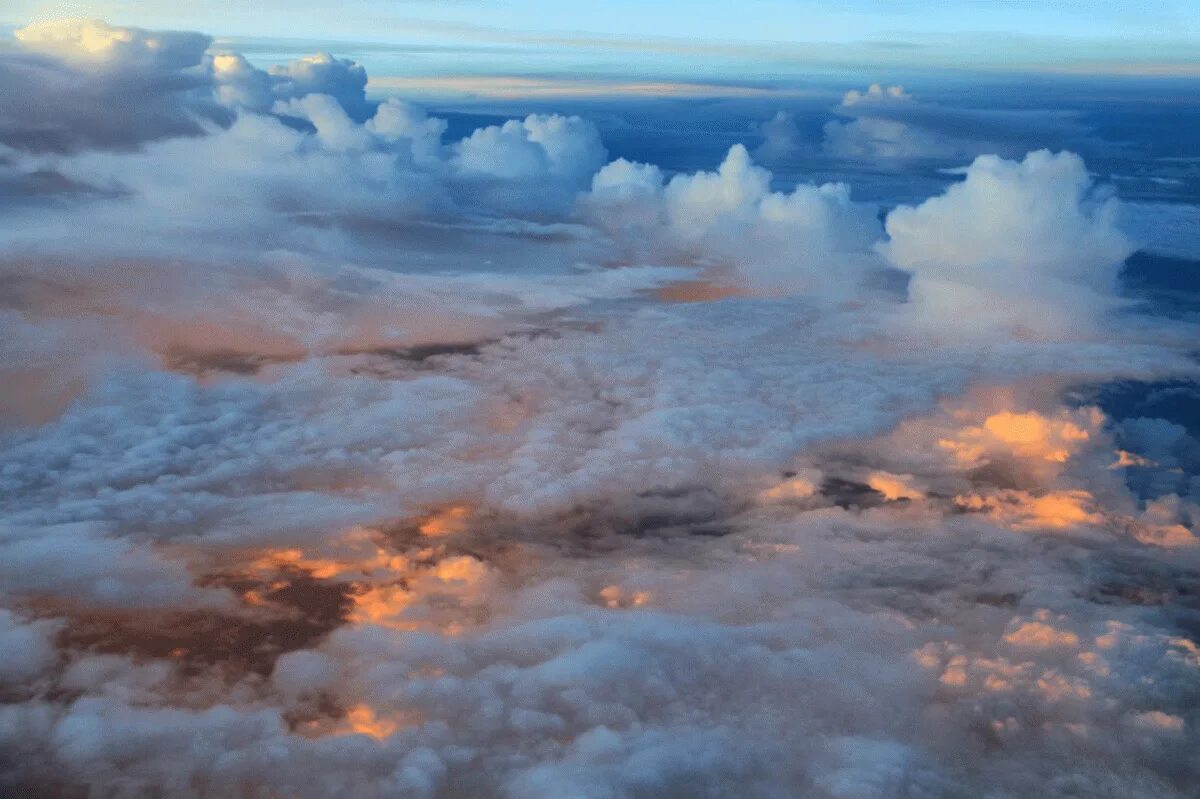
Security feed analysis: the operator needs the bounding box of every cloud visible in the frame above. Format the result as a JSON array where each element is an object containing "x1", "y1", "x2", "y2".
[
  {"x1": 880, "y1": 149, "x2": 1133, "y2": 335},
  {"x1": 840, "y1": 84, "x2": 913, "y2": 107},
  {"x1": 584, "y1": 144, "x2": 886, "y2": 295},
  {"x1": 454, "y1": 113, "x2": 605, "y2": 182},
  {"x1": 270, "y1": 52, "x2": 371, "y2": 120},
  {"x1": 0, "y1": 610, "x2": 59, "y2": 685},
  {"x1": 13, "y1": 18, "x2": 211, "y2": 70},
  {"x1": 0, "y1": 20, "x2": 226, "y2": 153},
  {"x1": 210, "y1": 49, "x2": 374, "y2": 121},
  {"x1": 0, "y1": 20, "x2": 387, "y2": 156},
  {"x1": 823, "y1": 84, "x2": 1090, "y2": 163},
  {"x1": 824, "y1": 84, "x2": 982, "y2": 161},
  {"x1": 753, "y1": 110, "x2": 803, "y2": 163},
  {"x1": 0, "y1": 19, "x2": 1198, "y2": 799}
]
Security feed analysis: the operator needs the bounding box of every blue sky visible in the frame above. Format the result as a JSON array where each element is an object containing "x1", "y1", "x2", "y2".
[{"x1": 5, "y1": 0, "x2": 1200, "y2": 78}]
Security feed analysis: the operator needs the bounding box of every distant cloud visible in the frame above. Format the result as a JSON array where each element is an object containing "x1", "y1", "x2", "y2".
[
  {"x1": 823, "y1": 83, "x2": 1091, "y2": 163},
  {"x1": 0, "y1": 18, "x2": 1197, "y2": 799}
]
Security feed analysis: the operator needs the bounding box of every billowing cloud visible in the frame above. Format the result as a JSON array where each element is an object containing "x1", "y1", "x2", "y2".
[
  {"x1": 0, "y1": 19, "x2": 225, "y2": 153},
  {"x1": 881, "y1": 149, "x2": 1134, "y2": 335},
  {"x1": 12, "y1": 18, "x2": 210, "y2": 70},
  {"x1": 584, "y1": 144, "x2": 886, "y2": 295},
  {"x1": 271, "y1": 52, "x2": 371, "y2": 120},
  {"x1": 0, "y1": 19, "x2": 1197, "y2": 799}
]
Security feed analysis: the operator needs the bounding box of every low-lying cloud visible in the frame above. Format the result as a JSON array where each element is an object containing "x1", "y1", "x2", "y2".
[{"x1": 0, "y1": 19, "x2": 1197, "y2": 799}]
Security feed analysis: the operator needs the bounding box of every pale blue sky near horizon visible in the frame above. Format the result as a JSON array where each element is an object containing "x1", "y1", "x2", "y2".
[{"x1": 3, "y1": 1, "x2": 1199, "y2": 80}]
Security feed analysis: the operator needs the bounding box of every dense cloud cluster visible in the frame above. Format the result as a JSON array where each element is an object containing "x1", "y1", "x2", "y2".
[
  {"x1": 584, "y1": 144, "x2": 884, "y2": 294},
  {"x1": 882, "y1": 149, "x2": 1134, "y2": 335},
  {"x1": 0, "y1": 19, "x2": 1197, "y2": 799},
  {"x1": 821, "y1": 83, "x2": 1090, "y2": 163},
  {"x1": 0, "y1": 19, "x2": 224, "y2": 153}
]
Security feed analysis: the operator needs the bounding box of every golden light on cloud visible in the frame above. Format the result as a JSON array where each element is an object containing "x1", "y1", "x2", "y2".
[
  {"x1": 1111, "y1": 449, "x2": 1154, "y2": 469},
  {"x1": 1004, "y1": 615, "x2": 1081, "y2": 649},
  {"x1": 957, "y1": 489, "x2": 1104, "y2": 531},
  {"x1": 982, "y1": 411, "x2": 1089, "y2": 461},
  {"x1": 418, "y1": 505, "x2": 472, "y2": 538},
  {"x1": 248, "y1": 531, "x2": 411, "y2": 582},
  {"x1": 3, "y1": 12, "x2": 1200, "y2": 795},
  {"x1": 341, "y1": 704, "x2": 420, "y2": 740},
  {"x1": 1132, "y1": 710, "x2": 1186, "y2": 732},
  {"x1": 940, "y1": 409, "x2": 1100, "y2": 467},
  {"x1": 346, "y1": 704, "x2": 398, "y2": 739},
  {"x1": 1020, "y1": 491, "x2": 1104, "y2": 530},
  {"x1": 758, "y1": 474, "x2": 818, "y2": 503},
  {"x1": 1131, "y1": 522, "x2": 1198, "y2": 549},
  {"x1": 866, "y1": 471, "x2": 923, "y2": 501},
  {"x1": 348, "y1": 584, "x2": 417, "y2": 630},
  {"x1": 599, "y1": 585, "x2": 652, "y2": 609}
]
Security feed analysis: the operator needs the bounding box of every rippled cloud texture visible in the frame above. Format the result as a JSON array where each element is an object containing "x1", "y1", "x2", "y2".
[{"x1": 1, "y1": 18, "x2": 1198, "y2": 799}]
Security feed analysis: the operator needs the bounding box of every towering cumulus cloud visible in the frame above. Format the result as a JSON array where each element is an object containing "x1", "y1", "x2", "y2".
[
  {"x1": 881, "y1": 150, "x2": 1133, "y2": 335},
  {"x1": 0, "y1": 19, "x2": 223, "y2": 152},
  {"x1": 0, "y1": 18, "x2": 1197, "y2": 799},
  {"x1": 584, "y1": 144, "x2": 884, "y2": 295}
]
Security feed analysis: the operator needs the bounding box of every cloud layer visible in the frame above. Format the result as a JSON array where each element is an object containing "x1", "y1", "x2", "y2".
[{"x1": 0, "y1": 19, "x2": 1197, "y2": 799}]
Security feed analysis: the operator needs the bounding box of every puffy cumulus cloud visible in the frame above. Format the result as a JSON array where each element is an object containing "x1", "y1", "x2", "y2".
[
  {"x1": 273, "y1": 93, "x2": 377, "y2": 152},
  {"x1": 13, "y1": 18, "x2": 210, "y2": 70},
  {"x1": 367, "y1": 98, "x2": 448, "y2": 165},
  {"x1": 209, "y1": 51, "x2": 274, "y2": 110},
  {"x1": 583, "y1": 145, "x2": 886, "y2": 295},
  {"x1": 454, "y1": 119, "x2": 552, "y2": 179},
  {"x1": 2, "y1": 18, "x2": 1200, "y2": 799},
  {"x1": 881, "y1": 149, "x2": 1134, "y2": 336},
  {"x1": 211, "y1": 50, "x2": 376, "y2": 122},
  {"x1": 841, "y1": 83, "x2": 913, "y2": 107},
  {"x1": 270, "y1": 52, "x2": 371, "y2": 120},
  {"x1": 823, "y1": 84, "x2": 1088, "y2": 164},
  {"x1": 0, "y1": 111, "x2": 441, "y2": 265},
  {"x1": 753, "y1": 110, "x2": 804, "y2": 164},
  {"x1": 0, "y1": 19, "x2": 226, "y2": 153},
  {"x1": 1, "y1": 20, "x2": 381, "y2": 156},
  {"x1": 824, "y1": 84, "x2": 982, "y2": 162},
  {"x1": 452, "y1": 114, "x2": 606, "y2": 212},
  {"x1": 451, "y1": 113, "x2": 604, "y2": 208}
]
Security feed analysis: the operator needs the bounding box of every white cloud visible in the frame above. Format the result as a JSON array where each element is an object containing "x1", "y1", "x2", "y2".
[
  {"x1": 13, "y1": 18, "x2": 210, "y2": 70},
  {"x1": 454, "y1": 113, "x2": 605, "y2": 184},
  {"x1": 270, "y1": 52, "x2": 371, "y2": 120},
  {"x1": 584, "y1": 145, "x2": 885, "y2": 295},
  {"x1": 0, "y1": 20, "x2": 1197, "y2": 799},
  {"x1": 881, "y1": 149, "x2": 1133, "y2": 335},
  {"x1": 841, "y1": 84, "x2": 913, "y2": 107}
]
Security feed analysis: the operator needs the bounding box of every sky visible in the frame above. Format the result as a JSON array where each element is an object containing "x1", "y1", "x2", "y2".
[
  {"x1": 4, "y1": 0, "x2": 1200, "y2": 78},
  {"x1": 0, "y1": 7, "x2": 1199, "y2": 799}
]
